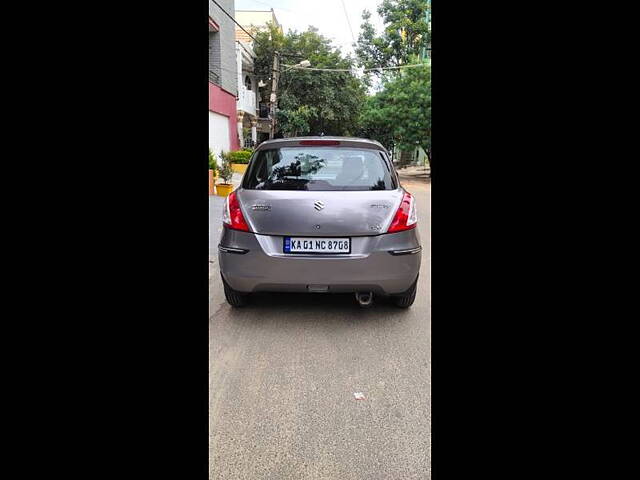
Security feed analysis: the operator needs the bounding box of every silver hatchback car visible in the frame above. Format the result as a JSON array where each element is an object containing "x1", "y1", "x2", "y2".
[{"x1": 218, "y1": 137, "x2": 421, "y2": 308}]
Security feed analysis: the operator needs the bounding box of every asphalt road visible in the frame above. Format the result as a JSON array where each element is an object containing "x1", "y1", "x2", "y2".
[{"x1": 209, "y1": 176, "x2": 431, "y2": 479}]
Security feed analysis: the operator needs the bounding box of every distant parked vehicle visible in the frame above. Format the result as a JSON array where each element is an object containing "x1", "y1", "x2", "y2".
[{"x1": 218, "y1": 137, "x2": 421, "y2": 308}]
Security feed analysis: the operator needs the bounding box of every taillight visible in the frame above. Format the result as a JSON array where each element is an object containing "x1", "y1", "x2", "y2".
[
  {"x1": 222, "y1": 191, "x2": 250, "y2": 232},
  {"x1": 387, "y1": 191, "x2": 417, "y2": 233}
]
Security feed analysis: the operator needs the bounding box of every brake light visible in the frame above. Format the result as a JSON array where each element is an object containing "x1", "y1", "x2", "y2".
[
  {"x1": 222, "y1": 191, "x2": 250, "y2": 232},
  {"x1": 299, "y1": 140, "x2": 341, "y2": 146},
  {"x1": 387, "y1": 191, "x2": 417, "y2": 233}
]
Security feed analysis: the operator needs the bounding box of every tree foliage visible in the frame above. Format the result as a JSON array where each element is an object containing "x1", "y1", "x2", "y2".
[
  {"x1": 356, "y1": 0, "x2": 430, "y2": 75},
  {"x1": 357, "y1": 93, "x2": 395, "y2": 152},
  {"x1": 251, "y1": 4, "x2": 431, "y2": 159},
  {"x1": 356, "y1": 0, "x2": 431, "y2": 161},
  {"x1": 253, "y1": 24, "x2": 366, "y2": 137},
  {"x1": 358, "y1": 63, "x2": 431, "y2": 157}
]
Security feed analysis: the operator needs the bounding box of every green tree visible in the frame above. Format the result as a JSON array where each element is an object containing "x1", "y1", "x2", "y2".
[
  {"x1": 385, "y1": 63, "x2": 431, "y2": 159},
  {"x1": 253, "y1": 24, "x2": 366, "y2": 137},
  {"x1": 357, "y1": 93, "x2": 395, "y2": 152},
  {"x1": 355, "y1": 1, "x2": 431, "y2": 165},
  {"x1": 359, "y1": 63, "x2": 431, "y2": 161},
  {"x1": 356, "y1": 0, "x2": 430, "y2": 78},
  {"x1": 253, "y1": 22, "x2": 286, "y2": 97}
]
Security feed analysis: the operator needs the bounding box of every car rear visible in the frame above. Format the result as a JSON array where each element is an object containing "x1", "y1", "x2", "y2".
[{"x1": 218, "y1": 137, "x2": 421, "y2": 306}]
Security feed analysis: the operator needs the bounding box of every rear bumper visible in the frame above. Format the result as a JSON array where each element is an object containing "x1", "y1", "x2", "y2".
[{"x1": 218, "y1": 228, "x2": 421, "y2": 295}]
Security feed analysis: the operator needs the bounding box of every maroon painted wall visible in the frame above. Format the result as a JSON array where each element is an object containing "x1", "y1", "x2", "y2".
[{"x1": 209, "y1": 82, "x2": 239, "y2": 151}]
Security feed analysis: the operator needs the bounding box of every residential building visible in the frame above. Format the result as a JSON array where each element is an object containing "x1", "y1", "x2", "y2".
[
  {"x1": 235, "y1": 9, "x2": 282, "y2": 40},
  {"x1": 209, "y1": 0, "x2": 239, "y2": 155},
  {"x1": 235, "y1": 40, "x2": 259, "y2": 148},
  {"x1": 235, "y1": 9, "x2": 283, "y2": 145}
]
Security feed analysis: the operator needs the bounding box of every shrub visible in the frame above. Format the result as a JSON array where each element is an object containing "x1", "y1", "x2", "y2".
[
  {"x1": 217, "y1": 154, "x2": 233, "y2": 184},
  {"x1": 208, "y1": 149, "x2": 218, "y2": 171},
  {"x1": 226, "y1": 149, "x2": 253, "y2": 164}
]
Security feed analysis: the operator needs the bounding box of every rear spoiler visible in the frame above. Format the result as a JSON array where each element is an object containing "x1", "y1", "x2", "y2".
[{"x1": 254, "y1": 138, "x2": 389, "y2": 156}]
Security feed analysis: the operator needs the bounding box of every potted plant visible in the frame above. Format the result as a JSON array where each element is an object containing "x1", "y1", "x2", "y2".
[
  {"x1": 209, "y1": 149, "x2": 218, "y2": 195},
  {"x1": 228, "y1": 148, "x2": 253, "y2": 174},
  {"x1": 215, "y1": 155, "x2": 234, "y2": 197}
]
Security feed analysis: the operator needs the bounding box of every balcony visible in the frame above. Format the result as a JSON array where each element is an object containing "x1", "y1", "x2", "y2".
[{"x1": 237, "y1": 85, "x2": 256, "y2": 116}]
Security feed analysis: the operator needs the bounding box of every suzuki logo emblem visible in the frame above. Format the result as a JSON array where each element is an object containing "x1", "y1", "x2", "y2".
[{"x1": 314, "y1": 201, "x2": 325, "y2": 211}]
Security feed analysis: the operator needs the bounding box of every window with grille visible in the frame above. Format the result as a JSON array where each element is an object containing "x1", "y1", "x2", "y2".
[{"x1": 208, "y1": 31, "x2": 221, "y2": 85}]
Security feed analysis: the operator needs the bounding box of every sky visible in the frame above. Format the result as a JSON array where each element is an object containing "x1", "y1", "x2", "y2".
[{"x1": 234, "y1": 0, "x2": 385, "y2": 58}]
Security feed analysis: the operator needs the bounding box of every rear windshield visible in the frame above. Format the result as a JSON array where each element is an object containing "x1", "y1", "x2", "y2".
[{"x1": 242, "y1": 147, "x2": 396, "y2": 191}]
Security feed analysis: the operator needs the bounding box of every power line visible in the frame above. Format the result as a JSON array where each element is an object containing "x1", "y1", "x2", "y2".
[
  {"x1": 340, "y1": 0, "x2": 356, "y2": 44},
  {"x1": 212, "y1": 62, "x2": 429, "y2": 80},
  {"x1": 365, "y1": 62, "x2": 430, "y2": 71},
  {"x1": 211, "y1": 0, "x2": 257, "y2": 42},
  {"x1": 285, "y1": 66, "x2": 351, "y2": 72},
  {"x1": 282, "y1": 63, "x2": 429, "y2": 73}
]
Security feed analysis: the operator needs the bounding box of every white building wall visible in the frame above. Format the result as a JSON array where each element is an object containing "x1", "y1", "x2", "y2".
[{"x1": 209, "y1": 111, "x2": 230, "y2": 156}]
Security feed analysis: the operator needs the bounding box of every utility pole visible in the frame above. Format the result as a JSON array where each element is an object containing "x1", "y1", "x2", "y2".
[{"x1": 269, "y1": 51, "x2": 280, "y2": 139}]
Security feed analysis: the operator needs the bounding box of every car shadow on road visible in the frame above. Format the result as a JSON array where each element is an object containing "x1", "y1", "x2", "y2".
[{"x1": 220, "y1": 292, "x2": 415, "y2": 326}]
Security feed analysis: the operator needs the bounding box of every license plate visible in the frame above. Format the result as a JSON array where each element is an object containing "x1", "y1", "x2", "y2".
[{"x1": 284, "y1": 237, "x2": 351, "y2": 254}]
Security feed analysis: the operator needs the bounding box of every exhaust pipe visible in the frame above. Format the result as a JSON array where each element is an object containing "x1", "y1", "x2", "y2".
[{"x1": 355, "y1": 291, "x2": 374, "y2": 307}]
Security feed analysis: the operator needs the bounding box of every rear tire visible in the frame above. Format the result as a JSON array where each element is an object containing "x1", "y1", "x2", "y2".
[
  {"x1": 393, "y1": 277, "x2": 418, "y2": 308},
  {"x1": 222, "y1": 275, "x2": 248, "y2": 307}
]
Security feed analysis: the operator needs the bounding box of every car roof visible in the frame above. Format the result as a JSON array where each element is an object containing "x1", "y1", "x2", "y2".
[{"x1": 254, "y1": 136, "x2": 388, "y2": 154}]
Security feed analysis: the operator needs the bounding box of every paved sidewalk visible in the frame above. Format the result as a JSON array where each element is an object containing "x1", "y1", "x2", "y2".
[
  {"x1": 397, "y1": 165, "x2": 430, "y2": 190},
  {"x1": 231, "y1": 172, "x2": 243, "y2": 188},
  {"x1": 396, "y1": 165, "x2": 430, "y2": 179}
]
